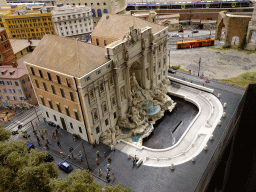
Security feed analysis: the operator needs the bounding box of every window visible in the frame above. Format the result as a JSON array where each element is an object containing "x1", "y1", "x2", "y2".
[
  {"x1": 51, "y1": 85, "x2": 56, "y2": 94},
  {"x1": 57, "y1": 103, "x2": 61, "y2": 113},
  {"x1": 92, "y1": 9, "x2": 96, "y2": 17},
  {"x1": 56, "y1": 75, "x2": 61, "y2": 84},
  {"x1": 114, "y1": 112, "x2": 117, "y2": 119},
  {"x1": 65, "y1": 107, "x2": 70, "y2": 116},
  {"x1": 70, "y1": 92, "x2": 74, "y2": 101},
  {"x1": 96, "y1": 38, "x2": 99, "y2": 46},
  {"x1": 3, "y1": 88, "x2": 6, "y2": 93},
  {"x1": 70, "y1": 122, "x2": 73, "y2": 129},
  {"x1": 89, "y1": 90, "x2": 94, "y2": 99},
  {"x1": 104, "y1": 40, "x2": 107, "y2": 46},
  {"x1": 13, "y1": 96, "x2": 17, "y2": 100},
  {"x1": 48, "y1": 100, "x2": 53, "y2": 109},
  {"x1": 9, "y1": 89, "x2": 15, "y2": 93},
  {"x1": 35, "y1": 79, "x2": 39, "y2": 88},
  {"x1": 92, "y1": 109, "x2": 98, "y2": 121},
  {"x1": 6, "y1": 81, "x2": 12, "y2": 85},
  {"x1": 6, "y1": 96, "x2": 10, "y2": 100},
  {"x1": 102, "y1": 102, "x2": 107, "y2": 113},
  {"x1": 24, "y1": 87, "x2": 28, "y2": 92},
  {"x1": 103, "y1": 9, "x2": 108, "y2": 13},
  {"x1": 46, "y1": 111, "x2": 49, "y2": 118},
  {"x1": 74, "y1": 111, "x2": 79, "y2": 120},
  {"x1": 39, "y1": 70, "x2": 43, "y2": 78},
  {"x1": 18, "y1": 89, "x2": 22, "y2": 94},
  {"x1": 0, "y1": 81, "x2": 4, "y2": 85},
  {"x1": 112, "y1": 97, "x2": 116, "y2": 106},
  {"x1": 47, "y1": 72, "x2": 52, "y2": 81},
  {"x1": 66, "y1": 78, "x2": 71, "y2": 87},
  {"x1": 22, "y1": 79, "x2": 25, "y2": 84},
  {"x1": 96, "y1": 126, "x2": 100, "y2": 134},
  {"x1": 53, "y1": 115, "x2": 57, "y2": 121},
  {"x1": 105, "y1": 119, "x2": 109, "y2": 126},
  {"x1": 79, "y1": 127, "x2": 82, "y2": 133},
  {"x1": 19, "y1": 97, "x2": 25, "y2": 101},
  {"x1": 14, "y1": 81, "x2": 19, "y2": 86},
  {"x1": 30, "y1": 67, "x2": 35, "y2": 75},
  {"x1": 60, "y1": 88, "x2": 65, "y2": 98},
  {"x1": 43, "y1": 82, "x2": 47, "y2": 91},
  {"x1": 99, "y1": 82, "x2": 104, "y2": 92}
]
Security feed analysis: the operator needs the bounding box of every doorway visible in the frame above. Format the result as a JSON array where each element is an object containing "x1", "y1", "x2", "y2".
[{"x1": 60, "y1": 117, "x2": 67, "y2": 130}]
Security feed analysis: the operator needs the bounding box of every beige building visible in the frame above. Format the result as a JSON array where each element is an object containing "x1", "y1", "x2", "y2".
[
  {"x1": 156, "y1": 14, "x2": 180, "y2": 31},
  {"x1": 91, "y1": 13, "x2": 165, "y2": 47},
  {"x1": 25, "y1": 18, "x2": 168, "y2": 143}
]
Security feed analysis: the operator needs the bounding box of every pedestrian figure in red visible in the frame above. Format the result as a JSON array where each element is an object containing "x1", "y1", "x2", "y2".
[
  {"x1": 40, "y1": 133, "x2": 44, "y2": 140},
  {"x1": 112, "y1": 173, "x2": 116, "y2": 182},
  {"x1": 96, "y1": 158, "x2": 99, "y2": 165},
  {"x1": 56, "y1": 133, "x2": 59, "y2": 139}
]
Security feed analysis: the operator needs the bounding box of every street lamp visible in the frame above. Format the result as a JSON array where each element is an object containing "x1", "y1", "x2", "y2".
[{"x1": 81, "y1": 142, "x2": 90, "y2": 170}]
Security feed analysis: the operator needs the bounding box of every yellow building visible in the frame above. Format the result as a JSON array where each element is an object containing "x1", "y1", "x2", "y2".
[
  {"x1": 2, "y1": 9, "x2": 55, "y2": 39},
  {"x1": 0, "y1": 5, "x2": 24, "y2": 27}
]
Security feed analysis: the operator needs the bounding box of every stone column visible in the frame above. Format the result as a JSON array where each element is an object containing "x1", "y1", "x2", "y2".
[
  {"x1": 125, "y1": 62, "x2": 132, "y2": 106},
  {"x1": 113, "y1": 67, "x2": 122, "y2": 118}
]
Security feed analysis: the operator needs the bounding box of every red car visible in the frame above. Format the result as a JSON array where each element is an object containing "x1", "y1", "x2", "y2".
[{"x1": 192, "y1": 30, "x2": 199, "y2": 33}]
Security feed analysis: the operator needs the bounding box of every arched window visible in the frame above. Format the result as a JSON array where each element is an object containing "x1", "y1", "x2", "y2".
[
  {"x1": 91, "y1": 9, "x2": 96, "y2": 17},
  {"x1": 97, "y1": 9, "x2": 102, "y2": 17},
  {"x1": 103, "y1": 9, "x2": 108, "y2": 14}
]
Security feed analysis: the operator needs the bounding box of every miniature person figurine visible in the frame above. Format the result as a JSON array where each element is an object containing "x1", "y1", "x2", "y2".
[
  {"x1": 112, "y1": 173, "x2": 116, "y2": 182},
  {"x1": 98, "y1": 168, "x2": 102, "y2": 176},
  {"x1": 108, "y1": 156, "x2": 111, "y2": 163},
  {"x1": 57, "y1": 141, "x2": 61, "y2": 147},
  {"x1": 96, "y1": 158, "x2": 99, "y2": 165},
  {"x1": 96, "y1": 150, "x2": 100, "y2": 158},
  {"x1": 60, "y1": 152, "x2": 64, "y2": 158},
  {"x1": 107, "y1": 163, "x2": 111, "y2": 171},
  {"x1": 111, "y1": 145, "x2": 115, "y2": 152}
]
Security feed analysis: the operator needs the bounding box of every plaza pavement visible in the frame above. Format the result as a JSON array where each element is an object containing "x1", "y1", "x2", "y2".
[{"x1": 115, "y1": 81, "x2": 223, "y2": 167}]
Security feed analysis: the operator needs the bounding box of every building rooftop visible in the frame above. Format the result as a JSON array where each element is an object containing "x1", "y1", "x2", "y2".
[
  {"x1": 52, "y1": 5, "x2": 91, "y2": 15},
  {"x1": 9, "y1": 39, "x2": 41, "y2": 54},
  {"x1": 91, "y1": 14, "x2": 165, "y2": 39},
  {"x1": 0, "y1": 52, "x2": 31, "y2": 79},
  {"x1": 25, "y1": 35, "x2": 110, "y2": 78}
]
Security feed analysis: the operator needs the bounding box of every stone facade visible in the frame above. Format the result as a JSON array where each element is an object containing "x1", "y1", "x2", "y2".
[
  {"x1": 246, "y1": 4, "x2": 256, "y2": 50},
  {"x1": 215, "y1": 11, "x2": 251, "y2": 47},
  {"x1": 52, "y1": 6, "x2": 93, "y2": 41}
]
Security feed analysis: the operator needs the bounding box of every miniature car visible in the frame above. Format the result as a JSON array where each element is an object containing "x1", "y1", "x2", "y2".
[
  {"x1": 47, "y1": 121, "x2": 56, "y2": 127},
  {"x1": 27, "y1": 142, "x2": 35, "y2": 152},
  {"x1": 168, "y1": 68, "x2": 176, "y2": 74},
  {"x1": 58, "y1": 161, "x2": 73, "y2": 173},
  {"x1": 171, "y1": 33, "x2": 179, "y2": 37},
  {"x1": 44, "y1": 154, "x2": 54, "y2": 162},
  {"x1": 11, "y1": 130, "x2": 19, "y2": 135},
  {"x1": 192, "y1": 30, "x2": 199, "y2": 33},
  {"x1": 178, "y1": 28, "x2": 183, "y2": 33}
]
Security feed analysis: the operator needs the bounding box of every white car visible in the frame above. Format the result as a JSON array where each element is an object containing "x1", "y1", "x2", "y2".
[{"x1": 171, "y1": 34, "x2": 180, "y2": 37}]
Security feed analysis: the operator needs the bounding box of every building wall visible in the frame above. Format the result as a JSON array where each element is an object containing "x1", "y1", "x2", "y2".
[
  {"x1": 0, "y1": 78, "x2": 27, "y2": 107},
  {"x1": 15, "y1": 47, "x2": 28, "y2": 59},
  {"x1": 0, "y1": 28, "x2": 17, "y2": 66},
  {"x1": 20, "y1": 74, "x2": 38, "y2": 106},
  {"x1": 2, "y1": 11, "x2": 55, "y2": 39},
  {"x1": 26, "y1": 63, "x2": 89, "y2": 141},
  {"x1": 52, "y1": 7, "x2": 93, "y2": 40},
  {"x1": 91, "y1": 35, "x2": 117, "y2": 47},
  {"x1": 131, "y1": 7, "x2": 254, "y2": 22}
]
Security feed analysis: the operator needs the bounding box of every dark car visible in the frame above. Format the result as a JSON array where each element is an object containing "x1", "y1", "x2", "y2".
[
  {"x1": 44, "y1": 154, "x2": 54, "y2": 162},
  {"x1": 178, "y1": 28, "x2": 183, "y2": 33},
  {"x1": 168, "y1": 68, "x2": 176, "y2": 74},
  {"x1": 192, "y1": 30, "x2": 199, "y2": 33},
  {"x1": 48, "y1": 121, "x2": 56, "y2": 127},
  {"x1": 58, "y1": 161, "x2": 73, "y2": 173}
]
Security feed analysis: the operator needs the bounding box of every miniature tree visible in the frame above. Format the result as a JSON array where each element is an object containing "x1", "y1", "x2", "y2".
[
  {"x1": 0, "y1": 126, "x2": 11, "y2": 141},
  {"x1": 0, "y1": 140, "x2": 59, "y2": 192}
]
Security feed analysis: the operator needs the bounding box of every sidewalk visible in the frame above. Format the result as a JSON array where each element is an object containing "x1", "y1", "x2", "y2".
[{"x1": 25, "y1": 121, "x2": 112, "y2": 172}]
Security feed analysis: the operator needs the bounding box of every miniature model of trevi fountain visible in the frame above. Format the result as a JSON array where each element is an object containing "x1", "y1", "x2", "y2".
[{"x1": 100, "y1": 73, "x2": 176, "y2": 147}]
